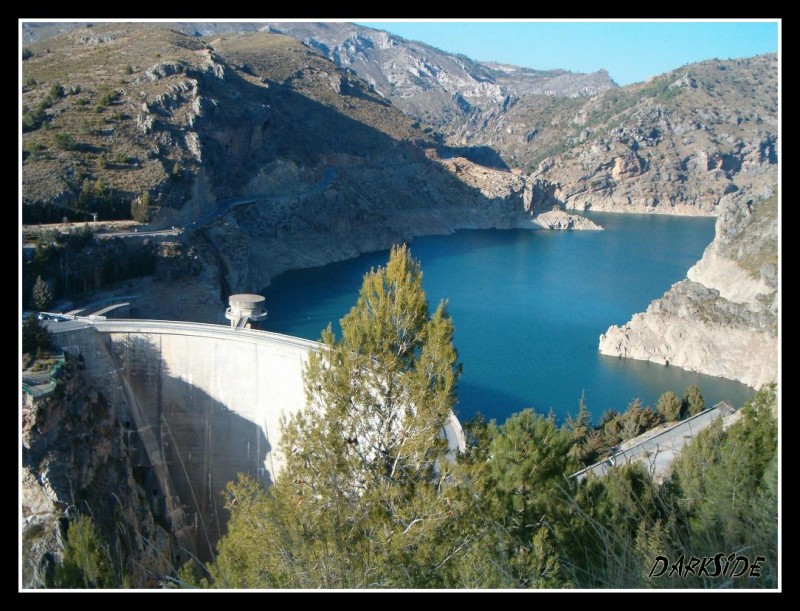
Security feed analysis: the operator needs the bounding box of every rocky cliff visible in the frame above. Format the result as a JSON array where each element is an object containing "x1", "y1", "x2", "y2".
[
  {"x1": 599, "y1": 190, "x2": 778, "y2": 388},
  {"x1": 22, "y1": 358, "x2": 173, "y2": 588},
  {"x1": 478, "y1": 55, "x2": 778, "y2": 216}
]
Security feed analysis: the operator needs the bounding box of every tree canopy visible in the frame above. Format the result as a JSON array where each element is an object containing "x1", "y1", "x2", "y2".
[{"x1": 206, "y1": 244, "x2": 467, "y2": 588}]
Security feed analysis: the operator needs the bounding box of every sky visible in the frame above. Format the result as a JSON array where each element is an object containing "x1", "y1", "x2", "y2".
[{"x1": 355, "y1": 20, "x2": 779, "y2": 86}]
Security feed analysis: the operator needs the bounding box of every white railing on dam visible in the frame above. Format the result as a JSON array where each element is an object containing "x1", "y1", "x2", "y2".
[{"x1": 89, "y1": 318, "x2": 323, "y2": 351}]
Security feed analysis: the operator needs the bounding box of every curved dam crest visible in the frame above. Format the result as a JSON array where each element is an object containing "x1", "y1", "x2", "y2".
[{"x1": 51, "y1": 318, "x2": 465, "y2": 562}]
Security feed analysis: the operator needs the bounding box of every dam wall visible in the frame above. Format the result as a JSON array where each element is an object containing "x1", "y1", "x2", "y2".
[{"x1": 52, "y1": 319, "x2": 465, "y2": 561}]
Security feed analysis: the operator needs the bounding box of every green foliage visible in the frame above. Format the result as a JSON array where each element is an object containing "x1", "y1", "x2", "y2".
[
  {"x1": 22, "y1": 105, "x2": 47, "y2": 132},
  {"x1": 49, "y1": 83, "x2": 65, "y2": 99},
  {"x1": 657, "y1": 391, "x2": 683, "y2": 422},
  {"x1": 54, "y1": 132, "x2": 77, "y2": 150},
  {"x1": 486, "y1": 409, "x2": 573, "y2": 540},
  {"x1": 566, "y1": 390, "x2": 592, "y2": 440},
  {"x1": 124, "y1": 64, "x2": 134, "y2": 75},
  {"x1": 48, "y1": 515, "x2": 126, "y2": 589},
  {"x1": 22, "y1": 313, "x2": 53, "y2": 355},
  {"x1": 23, "y1": 142, "x2": 45, "y2": 161},
  {"x1": 564, "y1": 463, "x2": 669, "y2": 588},
  {"x1": 64, "y1": 223, "x2": 94, "y2": 250},
  {"x1": 76, "y1": 178, "x2": 94, "y2": 211},
  {"x1": 560, "y1": 386, "x2": 777, "y2": 588},
  {"x1": 23, "y1": 47, "x2": 33, "y2": 60},
  {"x1": 599, "y1": 400, "x2": 661, "y2": 448},
  {"x1": 31, "y1": 275, "x2": 53, "y2": 311},
  {"x1": 131, "y1": 191, "x2": 151, "y2": 222},
  {"x1": 94, "y1": 89, "x2": 120, "y2": 113},
  {"x1": 683, "y1": 384, "x2": 705, "y2": 417},
  {"x1": 669, "y1": 385, "x2": 778, "y2": 585},
  {"x1": 475, "y1": 409, "x2": 573, "y2": 587},
  {"x1": 207, "y1": 245, "x2": 469, "y2": 588},
  {"x1": 33, "y1": 229, "x2": 58, "y2": 268}
]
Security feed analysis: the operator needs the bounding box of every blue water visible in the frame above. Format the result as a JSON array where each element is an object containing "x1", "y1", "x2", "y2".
[{"x1": 261, "y1": 212, "x2": 755, "y2": 424}]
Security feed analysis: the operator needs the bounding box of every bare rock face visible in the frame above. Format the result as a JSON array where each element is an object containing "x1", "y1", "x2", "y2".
[
  {"x1": 258, "y1": 22, "x2": 616, "y2": 131},
  {"x1": 532, "y1": 209, "x2": 602, "y2": 230},
  {"x1": 466, "y1": 55, "x2": 778, "y2": 216},
  {"x1": 599, "y1": 190, "x2": 778, "y2": 388},
  {"x1": 611, "y1": 152, "x2": 644, "y2": 181}
]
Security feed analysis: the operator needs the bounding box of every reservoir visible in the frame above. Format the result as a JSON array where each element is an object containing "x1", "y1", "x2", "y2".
[{"x1": 262, "y1": 212, "x2": 755, "y2": 424}]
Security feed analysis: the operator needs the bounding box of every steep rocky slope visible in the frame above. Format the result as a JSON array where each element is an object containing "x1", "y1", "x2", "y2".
[
  {"x1": 450, "y1": 54, "x2": 777, "y2": 214},
  {"x1": 257, "y1": 22, "x2": 615, "y2": 133},
  {"x1": 599, "y1": 190, "x2": 778, "y2": 388},
  {"x1": 24, "y1": 22, "x2": 777, "y2": 223},
  {"x1": 24, "y1": 20, "x2": 616, "y2": 140},
  {"x1": 22, "y1": 24, "x2": 598, "y2": 314},
  {"x1": 22, "y1": 358, "x2": 173, "y2": 588}
]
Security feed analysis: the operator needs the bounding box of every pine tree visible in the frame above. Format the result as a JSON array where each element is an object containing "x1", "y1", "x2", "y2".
[
  {"x1": 656, "y1": 391, "x2": 682, "y2": 422},
  {"x1": 31, "y1": 275, "x2": 53, "y2": 312},
  {"x1": 472, "y1": 408, "x2": 573, "y2": 587},
  {"x1": 566, "y1": 390, "x2": 592, "y2": 440},
  {"x1": 208, "y1": 245, "x2": 468, "y2": 588},
  {"x1": 683, "y1": 384, "x2": 705, "y2": 417}
]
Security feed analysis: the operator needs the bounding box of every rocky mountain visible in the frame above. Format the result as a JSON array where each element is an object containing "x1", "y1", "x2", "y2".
[
  {"x1": 24, "y1": 23, "x2": 585, "y2": 322},
  {"x1": 599, "y1": 189, "x2": 778, "y2": 388},
  {"x1": 256, "y1": 22, "x2": 616, "y2": 133},
  {"x1": 24, "y1": 22, "x2": 777, "y2": 217},
  {"x1": 518, "y1": 55, "x2": 778, "y2": 215},
  {"x1": 23, "y1": 20, "x2": 617, "y2": 140}
]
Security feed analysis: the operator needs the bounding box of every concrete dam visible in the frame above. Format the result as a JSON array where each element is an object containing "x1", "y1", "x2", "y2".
[{"x1": 49, "y1": 310, "x2": 466, "y2": 563}]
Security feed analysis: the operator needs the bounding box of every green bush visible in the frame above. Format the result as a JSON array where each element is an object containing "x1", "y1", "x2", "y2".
[
  {"x1": 683, "y1": 384, "x2": 705, "y2": 416},
  {"x1": 131, "y1": 192, "x2": 151, "y2": 222},
  {"x1": 49, "y1": 83, "x2": 65, "y2": 99},
  {"x1": 54, "y1": 132, "x2": 77, "y2": 150},
  {"x1": 48, "y1": 515, "x2": 127, "y2": 588}
]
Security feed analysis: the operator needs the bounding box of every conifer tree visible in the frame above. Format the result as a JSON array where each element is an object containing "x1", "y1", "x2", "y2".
[
  {"x1": 656, "y1": 390, "x2": 682, "y2": 422},
  {"x1": 209, "y1": 245, "x2": 467, "y2": 588},
  {"x1": 683, "y1": 384, "x2": 705, "y2": 417},
  {"x1": 31, "y1": 275, "x2": 53, "y2": 312}
]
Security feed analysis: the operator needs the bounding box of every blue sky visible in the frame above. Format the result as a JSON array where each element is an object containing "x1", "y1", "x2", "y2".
[{"x1": 356, "y1": 20, "x2": 779, "y2": 86}]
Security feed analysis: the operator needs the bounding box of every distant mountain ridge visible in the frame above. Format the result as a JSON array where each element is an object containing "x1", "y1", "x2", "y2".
[{"x1": 23, "y1": 21, "x2": 617, "y2": 132}]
